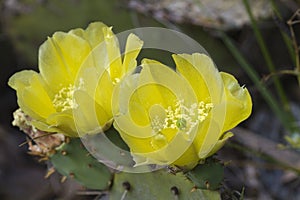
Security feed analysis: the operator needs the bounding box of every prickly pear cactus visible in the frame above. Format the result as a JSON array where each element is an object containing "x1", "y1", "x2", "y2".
[
  {"x1": 12, "y1": 109, "x2": 223, "y2": 199},
  {"x1": 186, "y1": 158, "x2": 224, "y2": 190},
  {"x1": 110, "y1": 169, "x2": 221, "y2": 200},
  {"x1": 50, "y1": 138, "x2": 112, "y2": 190}
]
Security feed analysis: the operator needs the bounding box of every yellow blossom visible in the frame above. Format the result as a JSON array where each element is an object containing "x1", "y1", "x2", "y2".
[
  {"x1": 112, "y1": 53, "x2": 252, "y2": 169},
  {"x1": 8, "y1": 22, "x2": 143, "y2": 137}
]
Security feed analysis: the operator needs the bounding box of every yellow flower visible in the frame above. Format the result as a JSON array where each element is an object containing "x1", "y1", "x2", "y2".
[
  {"x1": 112, "y1": 53, "x2": 252, "y2": 169},
  {"x1": 8, "y1": 22, "x2": 143, "y2": 137}
]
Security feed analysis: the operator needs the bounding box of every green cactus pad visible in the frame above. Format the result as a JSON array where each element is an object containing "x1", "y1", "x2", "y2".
[
  {"x1": 186, "y1": 159, "x2": 224, "y2": 190},
  {"x1": 50, "y1": 138, "x2": 112, "y2": 190},
  {"x1": 109, "y1": 169, "x2": 221, "y2": 200}
]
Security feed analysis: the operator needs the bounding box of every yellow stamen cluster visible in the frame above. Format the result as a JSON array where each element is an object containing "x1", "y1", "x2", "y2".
[
  {"x1": 151, "y1": 100, "x2": 213, "y2": 135},
  {"x1": 53, "y1": 79, "x2": 84, "y2": 112}
]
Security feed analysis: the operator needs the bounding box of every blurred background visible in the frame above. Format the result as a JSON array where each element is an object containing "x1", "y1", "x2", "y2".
[{"x1": 0, "y1": 0, "x2": 300, "y2": 199}]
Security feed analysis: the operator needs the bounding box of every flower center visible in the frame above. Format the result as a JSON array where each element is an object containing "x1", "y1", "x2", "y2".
[
  {"x1": 52, "y1": 79, "x2": 84, "y2": 112},
  {"x1": 151, "y1": 100, "x2": 213, "y2": 135}
]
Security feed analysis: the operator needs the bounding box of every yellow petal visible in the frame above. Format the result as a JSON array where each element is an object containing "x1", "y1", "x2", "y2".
[
  {"x1": 95, "y1": 70, "x2": 114, "y2": 116},
  {"x1": 128, "y1": 100, "x2": 150, "y2": 126},
  {"x1": 129, "y1": 84, "x2": 176, "y2": 122},
  {"x1": 140, "y1": 59, "x2": 197, "y2": 106},
  {"x1": 112, "y1": 73, "x2": 152, "y2": 138},
  {"x1": 31, "y1": 120, "x2": 61, "y2": 133},
  {"x1": 173, "y1": 53, "x2": 228, "y2": 158},
  {"x1": 8, "y1": 70, "x2": 36, "y2": 90},
  {"x1": 10, "y1": 71, "x2": 55, "y2": 120},
  {"x1": 122, "y1": 33, "x2": 143, "y2": 72},
  {"x1": 103, "y1": 26, "x2": 123, "y2": 82},
  {"x1": 133, "y1": 129, "x2": 196, "y2": 166},
  {"x1": 76, "y1": 66, "x2": 114, "y2": 115},
  {"x1": 114, "y1": 123, "x2": 154, "y2": 153},
  {"x1": 73, "y1": 90, "x2": 111, "y2": 135},
  {"x1": 39, "y1": 32, "x2": 91, "y2": 92},
  {"x1": 173, "y1": 53, "x2": 223, "y2": 104},
  {"x1": 193, "y1": 116, "x2": 222, "y2": 159},
  {"x1": 172, "y1": 145, "x2": 198, "y2": 169},
  {"x1": 114, "y1": 114, "x2": 154, "y2": 139},
  {"x1": 206, "y1": 131, "x2": 234, "y2": 157},
  {"x1": 112, "y1": 73, "x2": 139, "y2": 116},
  {"x1": 47, "y1": 110, "x2": 77, "y2": 137},
  {"x1": 70, "y1": 22, "x2": 108, "y2": 49},
  {"x1": 220, "y1": 72, "x2": 252, "y2": 132},
  {"x1": 72, "y1": 65, "x2": 114, "y2": 135}
]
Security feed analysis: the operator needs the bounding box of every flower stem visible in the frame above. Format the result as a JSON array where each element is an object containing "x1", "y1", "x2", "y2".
[
  {"x1": 243, "y1": 0, "x2": 290, "y2": 112},
  {"x1": 269, "y1": 0, "x2": 296, "y2": 66}
]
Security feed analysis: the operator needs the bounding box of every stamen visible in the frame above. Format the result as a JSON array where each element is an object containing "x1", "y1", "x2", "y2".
[
  {"x1": 151, "y1": 115, "x2": 164, "y2": 133},
  {"x1": 150, "y1": 100, "x2": 213, "y2": 140},
  {"x1": 52, "y1": 79, "x2": 84, "y2": 112}
]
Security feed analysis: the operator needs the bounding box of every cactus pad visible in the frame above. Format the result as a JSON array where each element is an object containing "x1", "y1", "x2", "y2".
[
  {"x1": 186, "y1": 159, "x2": 224, "y2": 190},
  {"x1": 110, "y1": 169, "x2": 221, "y2": 200},
  {"x1": 50, "y1": 138, "x2": 112, "y2": 190}
]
